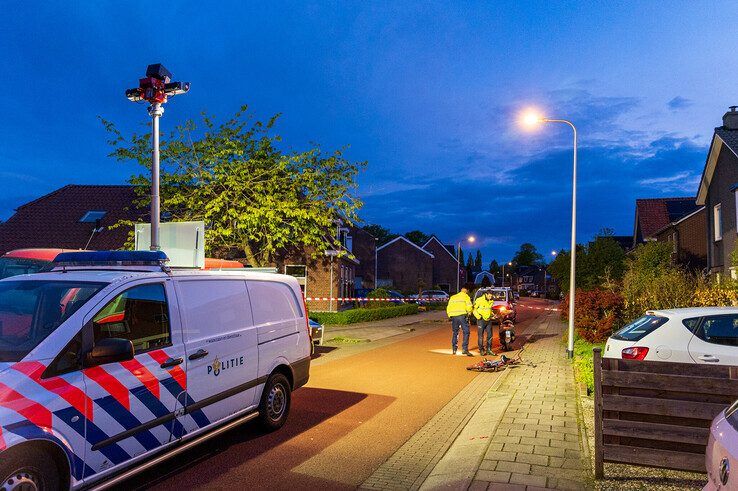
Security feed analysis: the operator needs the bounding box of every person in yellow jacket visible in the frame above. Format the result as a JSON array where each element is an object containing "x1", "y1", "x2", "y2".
[
  {"x1": 446, "y1": 287, "x2": 473, "y2": 356},
  {"x1": 473, "y1": 290, "x2": 496, "y2": 356}
]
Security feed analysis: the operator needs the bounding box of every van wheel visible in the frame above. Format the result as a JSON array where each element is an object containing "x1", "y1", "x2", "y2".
[
  {"x1": 258, "y1": 373, "x2": 291, "y2": 431},
  {"x1": 0, "y1": 445, "x2": 61, "y2": 491}
]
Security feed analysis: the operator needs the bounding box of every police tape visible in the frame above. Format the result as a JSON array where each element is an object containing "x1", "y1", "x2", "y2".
[
  {"x1": 301, "y1": 297, "x2": 558, "y2": 312},
  {"x1": 303, "y1": 297, "x2": 448, "y2": 302}
]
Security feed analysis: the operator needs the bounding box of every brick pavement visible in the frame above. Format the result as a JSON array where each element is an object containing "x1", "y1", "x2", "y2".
[
  {"x1": 469, "y1": 313, "x2": 591, "y2": 490},
  {"x1": 423, "y1": 311, "x2": 591, "y2": 490}
]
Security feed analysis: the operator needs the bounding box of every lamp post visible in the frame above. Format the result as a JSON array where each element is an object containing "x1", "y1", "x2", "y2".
[
  {"x1": 125, "y1": 64, "x2": 190, "y2": 251},
  {"x1": 457, "y1": 235, "x2": 475, "y2": 292},
  {"x1": 501, "y1": 261, "x2": 512, "y2": 287},
  {"x1": 522, "y1": 112, "x2": 578, "y2": 359}
]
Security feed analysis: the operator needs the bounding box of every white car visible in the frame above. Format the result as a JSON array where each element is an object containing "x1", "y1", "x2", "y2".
[
  {"x1": 0, "y1": 251, "x2": 311, "y2": 490},
  {"x1": 604, "y1": 307, "x2": 738, "y2": 364}
]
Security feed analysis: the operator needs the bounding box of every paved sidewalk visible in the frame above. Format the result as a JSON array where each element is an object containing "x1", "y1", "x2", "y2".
[{"x1": 421, "y1": 311, "x2": 590, "y2": 490}]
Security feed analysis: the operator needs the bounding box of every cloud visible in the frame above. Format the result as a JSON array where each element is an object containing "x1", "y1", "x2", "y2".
[{"x1": 668, "y1": 96, "x2": 693, "y2": 110}]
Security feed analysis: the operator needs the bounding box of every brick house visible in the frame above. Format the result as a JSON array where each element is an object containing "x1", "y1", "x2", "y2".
[
  {"x1": 283, "y1": 223, "x2": 376, "y2": 312},
  {"x1": 0, "y1": 184, "x2": 143, "y2": 254},
  {"x1": 377, "y1": 235, "x2": 434, "y2": 293},
  {"x1": 421, "y1": 235, "x2": 461, "y2": 293},
  {"x1": 697, "y1": 106, "x2": 738, "y2": 276},
  {"x1": 632, "y1": 197, "x2": 701, "y2": 248},
  {"x1": 652, "y1": 207, "x2": 707, "y2": 271}
]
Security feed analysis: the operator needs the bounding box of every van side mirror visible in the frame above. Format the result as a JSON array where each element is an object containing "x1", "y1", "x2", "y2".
[{"x1": 85, "y1": 338, "x2": 134, "y2": 367}]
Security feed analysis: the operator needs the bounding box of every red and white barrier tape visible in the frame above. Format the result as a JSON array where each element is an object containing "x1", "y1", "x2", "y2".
[{"x1": 303, "y1": 296, "x2": 447, "y2": 302}]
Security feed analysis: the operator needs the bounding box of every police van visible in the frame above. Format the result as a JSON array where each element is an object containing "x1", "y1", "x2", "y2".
[{"x1": 0, "y1": 251, "x2": 311, "y2": 490}]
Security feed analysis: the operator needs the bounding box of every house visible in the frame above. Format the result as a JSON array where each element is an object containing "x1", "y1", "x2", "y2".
[
  {"x1": 421, "y1": 235, "x2": 462, "y2": 293},
  {"x1": 632, "y1": 197, "x2": 701, "y2": 248},
  {"x1": 652, "y1": 207, "x2": 707, "y2": 271},
  {"x1": 0, "y1": 184, "x2": 144, "y2": 254},
  {"x1": 376, "y1": 235, "x2": 434, "y2": 293},
  {"x1": 696, "y1": 106, "x2": 738, "y2": 276}
]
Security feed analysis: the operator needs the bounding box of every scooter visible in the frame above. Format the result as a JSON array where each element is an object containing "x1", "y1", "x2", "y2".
[{"x1": 499, "y1": 319, "x2": 516, "y2": 351}]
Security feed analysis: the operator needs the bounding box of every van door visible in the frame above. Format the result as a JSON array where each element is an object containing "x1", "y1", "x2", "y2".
[
  {"x1": 80, "y1": 280, "x2": 187, "y2": 478},
  {"x1": 176, "y1": 279, "x2": 258, "y2": 433}
]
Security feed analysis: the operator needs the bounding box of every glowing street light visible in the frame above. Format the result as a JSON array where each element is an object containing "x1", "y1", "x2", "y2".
[
  {"x1": 521, "y1": 109, "x2": 578, "y2": 359},
  {"x1": 502, "y1": 261, "x2": 512, "y2": 287},
  {"x1": 457, "y1": 235, "x2": 476, "y2": 292}
]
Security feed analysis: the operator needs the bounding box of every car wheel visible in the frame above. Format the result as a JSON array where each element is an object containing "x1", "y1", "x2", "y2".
[
  {"x1": 258, "y1": 372, "x2": 291, "y2": 432},
  {"x1": 0, "y1": 445, "x2": 61, "y2": 491}
]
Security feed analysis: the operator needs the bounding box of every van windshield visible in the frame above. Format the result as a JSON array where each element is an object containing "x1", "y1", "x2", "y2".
[
  {"x1": 611, "y1": 315, "x2": 668, "y2": 341},
  {"x1": 0, "y1": 280, "x2": 106, "y2": 361}
]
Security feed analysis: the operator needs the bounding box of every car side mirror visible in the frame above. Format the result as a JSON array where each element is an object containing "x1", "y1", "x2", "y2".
[{"x1": 85, "y1": 338, "x2": 134, "y2": 367}]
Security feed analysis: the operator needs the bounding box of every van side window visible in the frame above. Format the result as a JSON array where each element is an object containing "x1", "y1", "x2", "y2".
[
  {"x1": 695, "y1": 315, "x2": 738, "y2": 346},
  {"x1": 248, "y1": 281, "x2": 302, "y2": 325},
  {"x1": 92, "y1": 283, "x2": 171, "y2": 353}
]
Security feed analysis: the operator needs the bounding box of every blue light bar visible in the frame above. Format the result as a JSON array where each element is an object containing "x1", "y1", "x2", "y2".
[{"x1": 54, "y1": 250, "x2": 169, "y2": 265}]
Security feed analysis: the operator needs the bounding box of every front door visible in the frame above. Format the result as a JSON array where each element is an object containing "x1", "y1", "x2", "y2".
[
  {"x1": 81, "y1": 280, "x2": 187, "y2": 479},
  {"x1": 688, "y1": 314, "x2": 738, "y2": 365},
  {"x1": 176, "y1": 279, "x2": 259, "y2": 434}
]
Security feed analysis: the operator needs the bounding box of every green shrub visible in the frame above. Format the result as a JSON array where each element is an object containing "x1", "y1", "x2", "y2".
[
  {"x1": 364, "y1": 288, "x2": 395, "y2": 308},
  {"x1": 622, "y1": 242, "x2": 695, "y2": 319},
  {"x1": 572, "y1": 336, "x2": 604, "y2": 395},
  {"x1": 309, "y1": 304, "x2": 419, "y2": 325}
]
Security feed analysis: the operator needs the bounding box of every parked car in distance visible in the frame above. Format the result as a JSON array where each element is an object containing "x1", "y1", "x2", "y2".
[
  {"x1": 0, "y1": 251, "x2": 311, "y2": 490},
  {"x1": 705, "y1": 399, "x2": 738, "y2": 490},
  {"x1": 604, "y1": 307, "x2": 738, "y2": 364},
  {"x1": 416, "y1": 289, "x2": 450, "y2": 305}
]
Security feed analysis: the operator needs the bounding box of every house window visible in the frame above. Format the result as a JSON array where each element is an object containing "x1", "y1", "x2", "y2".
[{"x1": 715, "y1": 203, "x2": 723, "y2": 241}]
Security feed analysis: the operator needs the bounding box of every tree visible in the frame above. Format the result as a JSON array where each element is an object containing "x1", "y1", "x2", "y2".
[
  {"x1": 488, "y1": 259, "x2": 500, "y2": 275},
  {"x1": 103, "y1": 106, "x2": 365, "y2": 266},
  {"x1": 548, "y1": 233, "x2": 627, "y2": 292},
  {"x1": 512, "y1": 243, "x2": 543, "y2": 267},
  {"x1": 363, "y1": 224, "x2": 396, "y2": 247},
  {"x1": 458, "y1": 246, "x2": 465, "y2": 267},
  {"x1": 466, "y1": 255, "x2": 474, "y2": 281},
  {"x1": 474, "y1": 250, "x2": 483, "y2": 272},
  {"x1": 405, "y1": 230, "x2": 430, "y2": 247}
]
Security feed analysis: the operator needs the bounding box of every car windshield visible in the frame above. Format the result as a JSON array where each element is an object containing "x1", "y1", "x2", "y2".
[
  {"x1": 0, "y1": 280, "x2": 106, "y2": 361},
  {"x1": 490, "y1": 291, "x2": 507, "y2": 301},
  {"x1": 611, "y1": 315, "x2": 668, "y2": 341},
  {"x1": 0, "y1": 257, "x2": 53, "y2": 279}
]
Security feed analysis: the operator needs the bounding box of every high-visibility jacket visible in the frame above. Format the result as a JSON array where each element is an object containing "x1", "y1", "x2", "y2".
[
  {"x1": 473, "y1": 296, "x2": 494, "y2": 321},
  {"x1": 447, "y1": 291, "x2": 473, "y2": 317}
]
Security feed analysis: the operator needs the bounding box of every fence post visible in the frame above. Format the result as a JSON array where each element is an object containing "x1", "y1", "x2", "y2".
[{"x1": 593, "y1": 347, "x2": 604, "y2": 479}]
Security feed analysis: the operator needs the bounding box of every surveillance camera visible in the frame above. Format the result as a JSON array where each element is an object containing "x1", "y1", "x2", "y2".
[
  {"x1": 125, "y1": 88, "x2": 144, "y2": 102},
  {"x1": 164, "y1": 81, "x2": 190, "y2": 96}
]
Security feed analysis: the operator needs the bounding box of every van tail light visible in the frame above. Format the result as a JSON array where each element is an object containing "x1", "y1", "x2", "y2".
[
  {"x1": 622, "y1": 346, "x2": 649, "y2": 360},
  {"x1": 301, "y1": 294, "x2": 312, "y2": 343}
]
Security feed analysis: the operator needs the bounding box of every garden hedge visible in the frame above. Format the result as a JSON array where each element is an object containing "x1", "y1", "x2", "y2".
[{"x1": 309, "y1": 304, "x2": 419, "y2": 325}]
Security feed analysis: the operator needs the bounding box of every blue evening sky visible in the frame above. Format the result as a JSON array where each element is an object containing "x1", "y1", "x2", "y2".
[{"x1": 1, "y1": 1, "x2": 737, "y2": 262}]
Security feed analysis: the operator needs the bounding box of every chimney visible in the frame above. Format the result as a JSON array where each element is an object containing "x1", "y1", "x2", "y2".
[{"x1": 723, "y1": 106, "x2": 738, "y2": 130}]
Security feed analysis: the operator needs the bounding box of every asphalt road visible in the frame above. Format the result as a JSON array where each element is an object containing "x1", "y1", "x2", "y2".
[{"x1": 120, "y1": 298, "x2": 551, "y2": 490}]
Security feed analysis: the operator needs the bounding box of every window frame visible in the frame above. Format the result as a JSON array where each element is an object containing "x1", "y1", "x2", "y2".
[
  {"x1": 714, "y1": 203, "x2": 723, "y2": 242},
  {"x1": 693, "y1": 314, "x2": 738, "y2": 347},
  {"x1": 89, "y1": 281, "x2": 173, "y2": 355}
]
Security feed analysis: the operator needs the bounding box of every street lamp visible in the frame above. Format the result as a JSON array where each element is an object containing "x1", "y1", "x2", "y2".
[
  {"x1": 126, "y1": 64, "x2": 190, "y2": 251},
  {"x1": 544, "y1": 251, "x2": 557, "y2": 297},
  {"x1": 501, "y1": 261, "x2": 512, "y2": 287},
  {"x1": 457, "y1": 235, "x2": 475, "y2": 292},
  {"x1": 522, "y1": 110, "x2": 578, "y2": 359}
]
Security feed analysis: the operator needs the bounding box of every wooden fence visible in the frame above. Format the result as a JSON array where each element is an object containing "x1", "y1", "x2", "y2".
[{"x1": 593, "y1": 347, "x2": 738, "y2": 478}]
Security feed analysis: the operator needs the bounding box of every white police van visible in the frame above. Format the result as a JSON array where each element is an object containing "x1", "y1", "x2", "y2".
[{"x1": 0, "y1": 251, "x2": 311, "y2": 490}]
